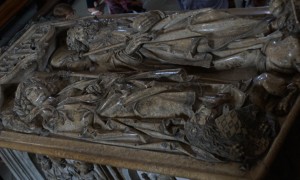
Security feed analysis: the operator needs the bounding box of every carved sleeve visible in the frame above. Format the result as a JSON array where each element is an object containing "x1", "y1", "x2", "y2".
[{"x1": 109, "y1": 50, "x2": 144, "y2": 70}]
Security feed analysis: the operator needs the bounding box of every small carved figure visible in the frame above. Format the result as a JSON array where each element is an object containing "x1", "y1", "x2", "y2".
[{"x1": 36, "y1": 155, "x2": 112, "y2": 180}]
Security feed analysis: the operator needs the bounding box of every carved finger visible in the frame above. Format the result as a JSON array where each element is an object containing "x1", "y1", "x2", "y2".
[{"x1": 140, "y1": 16, "x2": 156, "y2": 26}]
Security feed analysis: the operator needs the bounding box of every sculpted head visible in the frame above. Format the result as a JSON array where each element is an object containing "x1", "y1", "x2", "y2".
[
  {"x1": 66, "y1": 25, "x2": 89, "y2": 52},
  {"x1": 25, "y1": 85, "x2": 50, "y2": 107}
]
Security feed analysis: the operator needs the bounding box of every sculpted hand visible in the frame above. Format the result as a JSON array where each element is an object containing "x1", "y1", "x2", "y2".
[
  {"x1": 132, "y1": 11, "x2": 165, "y2": 33},
  {"x1": 125, "y1": 34, "x2": 152, "y2": 54},
  {"x1": 85, "y1": 82, "x2": 103, "y2": 95}
]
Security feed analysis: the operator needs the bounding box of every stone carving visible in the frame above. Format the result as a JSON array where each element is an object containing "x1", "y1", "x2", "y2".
[
  {"x1": 0, "y1": 24, "x2": 56, "y2": 84},
  {"x1": 2, "y1": 68, "x2": 298, "y2": 163},
  {"x1": 50, "y1": 0, "x2": 299, "y2": 73},
  {"x1": 0, "y1": 0, "x2": 298, "y2": 83},
  {"x1": 36, "y1": 155, "x2": 121, "y2": 180},
  {"x1": 0, "y1": 149, "x2": 44, "y2": 179},
  {"x1": 0, "y1": 0, "x2": 299, "y2": 167},
  {"x1": 36, "y1": 155, "x2": 177, "y2": 180}
]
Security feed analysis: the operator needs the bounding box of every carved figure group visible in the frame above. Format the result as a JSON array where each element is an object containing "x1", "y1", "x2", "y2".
[{"x1": 0, "y1": 0, "x2": 299, "y2": 166}]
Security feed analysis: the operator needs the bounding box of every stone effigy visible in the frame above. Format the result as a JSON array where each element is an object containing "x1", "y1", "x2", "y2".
[
  {"x1": 0, "y1": 0, "x2": 299, "y2": 173},
  {"x1": 51, "y1": 0, "x2": 299, "y2": 73},
  {"x1": 3, "y1": 67, "x2": 298, "y2": 162}
]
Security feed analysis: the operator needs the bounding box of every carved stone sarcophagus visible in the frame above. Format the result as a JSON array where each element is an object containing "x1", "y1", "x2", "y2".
[{"x1": 0, "y1": 0, "x2": 299, "y2": 179}]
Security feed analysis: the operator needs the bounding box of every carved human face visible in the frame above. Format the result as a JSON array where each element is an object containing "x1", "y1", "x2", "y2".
[
  {"x1": 66, "y1": 159, "x2": 91, "y2": 175},
  {"x1": 25, "y1": 86, "x2": 50, "y2": 106},
  {"x1": 71, "y1": 26, "x2": 88, "y2": 45}
]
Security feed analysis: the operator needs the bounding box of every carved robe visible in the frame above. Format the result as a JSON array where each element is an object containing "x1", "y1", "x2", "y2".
[{"x1": 1, "y1": 69, "x2": 279, "y2": 162}]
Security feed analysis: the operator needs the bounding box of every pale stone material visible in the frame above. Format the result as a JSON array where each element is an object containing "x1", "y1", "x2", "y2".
[{"x1": 0, "y1": 0, "x2": 299, "y2": 168}]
